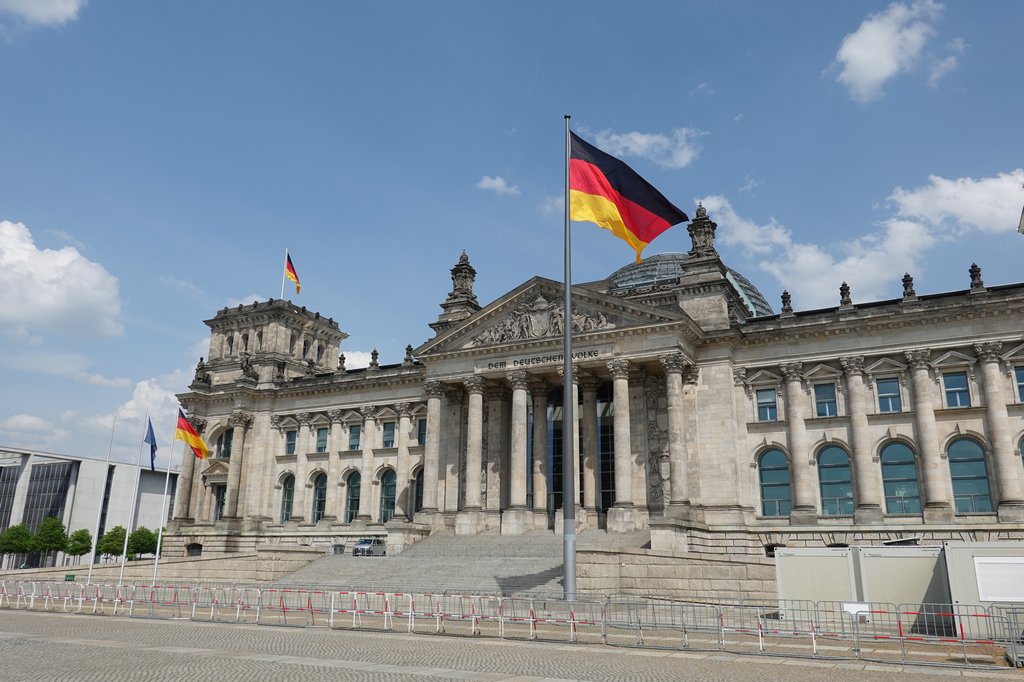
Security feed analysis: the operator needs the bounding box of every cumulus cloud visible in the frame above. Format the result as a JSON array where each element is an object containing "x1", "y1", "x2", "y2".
[
  {"x1": 0, "y1": 0, "x2": 86, "y2": 27},
  {"x1": 888, "y1": 169, "x2": 1024, "y2": 233},
  {"x1": 0, "y1": 221, "x2": 122, "y2": 338},
  {"x1": 592, "y1": 128, "x2": 704, "y2": 169},
  {"x1": 476, "y1": 176, "x2": 520, "y2": 196},
  {"x1": 0, "y1": 414, "x2": 54, "y2": 433},
  {"x1": 341, "y1": 350, "x2": 374, "y2": 370},
  {"x1": 0, "y1": 413, "x2": 69, "y2": 450},
  {"x1": 927, "y1": 37, "x2": 965, "y2": 88},
  {"x1": 832, "y1": 0, "x2": 942, "y2": 103}
]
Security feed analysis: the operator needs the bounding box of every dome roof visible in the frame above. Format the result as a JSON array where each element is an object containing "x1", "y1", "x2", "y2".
[{"x1": 607, "y1": 252, "x2": 774, "y2": 318}]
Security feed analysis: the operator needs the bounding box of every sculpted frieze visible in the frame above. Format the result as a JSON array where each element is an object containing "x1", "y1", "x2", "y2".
[{"x1": 467, "y1": 295, "x2": 614, "y2": 347}]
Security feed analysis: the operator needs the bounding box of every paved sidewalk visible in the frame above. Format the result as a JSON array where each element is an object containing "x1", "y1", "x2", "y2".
[{"x1": 0, "y1": 610, "x2": 1018, "y2": 681}]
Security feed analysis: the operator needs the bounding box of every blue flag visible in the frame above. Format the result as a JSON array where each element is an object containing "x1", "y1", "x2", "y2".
[{"x1": 143, "y1": 418, "x2": 158, "y2": 472}]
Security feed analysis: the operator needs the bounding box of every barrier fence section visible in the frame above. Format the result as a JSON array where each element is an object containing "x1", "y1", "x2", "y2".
[{"x1": 0, "y1": 580, "x2": 1020, "y2": 669}]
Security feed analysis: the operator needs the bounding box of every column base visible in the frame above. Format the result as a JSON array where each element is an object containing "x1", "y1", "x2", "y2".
[
  {"x1": 554, "y1": 506, "x2": 592, "y2": 534},
  {"x1": 854, "y1": 505, "x2": 884, "y2": 524},
  {"x1": 455, "y1": 509, "x2": 483, "y2": 535},
  {"x1": 789, "y1": 508, "x2": 818, "y2": 526},
  {"x1": 501, "y1": 507, "x2": 529, "y2": 535},
  {"x1": 997, "y1": 502, "x2": 1024, "y2": 522},
  {"x1": 606, "y1": 505, "x2": 643, "y2": 533},
  {"x1": 923, "y1": 504, "x2": 955, "y2": 523}
]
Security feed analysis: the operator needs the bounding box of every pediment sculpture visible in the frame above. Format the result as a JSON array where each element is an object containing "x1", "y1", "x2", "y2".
[{"x1": 468, "y1": 295, "x2": 615, "y2": 347}]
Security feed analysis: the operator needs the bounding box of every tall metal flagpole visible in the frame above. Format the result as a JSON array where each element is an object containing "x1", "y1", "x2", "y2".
[
  {"x1": 118, "y1": 412, "x2": 148, "y2": 586},
  {"x1": 280, "y1": 248, "x2": 288, "y2": 299},
  {"x1": 86, "y1": 406, "x2": 120, "y2": 585},
  {"x1": 562, "y1": 114, "x2": 577, "y2": 601},
  {"x1": 152, "y1": 410, "x2": 182, "y2": 587}
]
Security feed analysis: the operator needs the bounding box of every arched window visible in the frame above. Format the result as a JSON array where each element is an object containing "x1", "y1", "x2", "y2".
[
  {"x1": 379, "y1": 469, "x2": 396, "y2": 522},
  {"x1": 881, "y1": 442, "x2": 921, "y2": 514},
  {"x1": 413, "y1": 469, "x2": 424, "y2": 514},
  {"x1": 345, "y1": 472, "x2": 361, "y2": 523},
  {"x1": 818, "y1": 445, "x2": 853, "y2": 515},
  {"x1": 758, "y1": 448, "x2": 791, "y2": 517},
  {"x1": 311, "y1": 473, "x2": 327, "y2": 523},
  {"x1": 280, "y1": 475, "x2": 294, "y2": 523},
  {"x1": 948, "y1": 438, "x2": 992, "y2": 513}
]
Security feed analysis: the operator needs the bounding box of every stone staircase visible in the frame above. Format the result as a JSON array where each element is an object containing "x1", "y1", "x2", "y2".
[{"x1": 280, "y1": 529, "x2": 650, "y2": 596}]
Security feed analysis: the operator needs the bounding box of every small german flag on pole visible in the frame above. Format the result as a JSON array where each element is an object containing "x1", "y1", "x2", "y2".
[
  {"x1": 569, "y1": 131, "x2": 689, "y2": 262},
  {"x1": 284, "y1": 251, "x2": 301, "y2": 295},
  {"x1": 175, "y1": 408, "x2": 209, "y2": 460}
]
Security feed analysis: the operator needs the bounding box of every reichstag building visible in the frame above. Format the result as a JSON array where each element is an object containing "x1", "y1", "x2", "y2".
[{"x1": 168, "y1": 206, "x2": 1024, "y2": 558}]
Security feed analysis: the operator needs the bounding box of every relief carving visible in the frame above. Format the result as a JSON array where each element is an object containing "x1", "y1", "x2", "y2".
[{"x1": 469, "y1": 294, "x2": 614, "y2": 347}]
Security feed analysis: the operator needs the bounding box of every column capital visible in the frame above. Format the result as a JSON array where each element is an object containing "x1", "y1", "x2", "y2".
[
  {"x1": 659, "y1": 352, "x2": 689, "y2": 375},
  {"x1": 393, "y1": 402, "x2": 411, "y2": 418},
  {"x1": 733, "y1": 367, "x2": 747, "y2": 386},
  {"x1": 779, "y1": 362, "x2": 804, "y2": 381},
  {"x1": 359, "y1": 405, "x2": 377, "y2": 421},
  {"x1": 556, "y1": 364, "x2": 580, "y2": 384},
  {"x1": 607, "y1": 358, "x2": 631, "y2": 379},
  {"x1": 463, "y1": 375, "x2": 485, "y2": 395},
  {"x1": 974, "y1": 342, "x2": 1003, "y2": 363},
  {"x1": 228, "y1": 410, "x2": 253, "y2": 430},
  {"x1": 905, "y1": 349, "x2": 931, "y2": 369},
  {"x1": 326, "y1": 409, "x2": 345, "y2": 423},
  {"x1": 269, "y1": 414, "x2": 284, "y2": 432},
  {"x1": 528, "y1": 377, "x2": 549, "y2": 395},
  {"x1": 840, "y1": 355, "x2": 866, "y2": 376},
  {"x1": 295, "y1": 411, "x2": 312, "y2": 426},
  {"x1": 682, "y1": 364, "x2": 700, "y2": 385},
  {"x1": 506, "y1": 370, "x2": 530, "y2": 390},
  {"x1": 423, "y1": 380, "x2": 445, "y2": 399}
]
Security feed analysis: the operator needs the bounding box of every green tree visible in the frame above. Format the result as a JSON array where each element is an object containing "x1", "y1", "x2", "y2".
[
  {"x1": 31, "y1": 516, "x2": 68, "y2": 553},
  {"x1": 95, "y1": 525, "x2": 126, "y2": 558},
  {"x1": 127, "y1": 527, "x2": 157, "y2": 558},
  {"x1": 0, "y1": 524, "x2": 33, "y2": 569},
  {"x1": 65, "y1": 529, "x2": 92, "y2": 565}
]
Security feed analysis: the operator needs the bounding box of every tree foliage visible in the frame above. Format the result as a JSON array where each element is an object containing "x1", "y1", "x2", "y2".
[
  {"x1": 96, "y1": 525, "x2": 126, "y2": 557},
  {"x1": 0, "y1": 524, "x2": 32, "y2": 556},
  {"x1": 127, "y1": 527, "x2": 157, "y2": 557},
  {"x1": 30, "y1": 516, "x2": 67, "y2": 554},
  {"x1": 65, "y1": 529, "x2": 93, "y2": 558}
]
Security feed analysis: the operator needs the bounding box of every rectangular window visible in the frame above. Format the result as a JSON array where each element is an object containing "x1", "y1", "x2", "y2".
[
  {"x1": 417, "y1": 418, "x2": 427, "y2": 446},
  {"x1": 315, "y1": 427, "x2": 329, "y2": 453},
  {"x1": 285, "y1": 430, "x2": 296, "y2": 455},
  {"x1": 814, "y1": 383, "x2": 838, "y2": 417},
  {"x1": 876, "y1": 377, "x2": 902, "y2": 413},
  {"x1": 1016, "y1": 367, "x2": 1024, "y2": 402},
  {"x1": 216, "y1": 430, "x2": 233, "y2": 459},
  {"x1": 943, "y1": 371, "x2": 971, "y2": 408},
  {"x1": 756, "y1": 388, "x2": 777, "y2": 422},
  {"x1": 348, "y1": 425, "x2": 361, "y2": 450},
  {"x1": 382, "y1": 422, "x2": 396, "y2": 448}
]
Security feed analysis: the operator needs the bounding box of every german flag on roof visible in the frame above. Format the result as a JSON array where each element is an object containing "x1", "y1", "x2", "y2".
[{"x1": 569, "y1": 131, "x2": 689, "y2": 262}]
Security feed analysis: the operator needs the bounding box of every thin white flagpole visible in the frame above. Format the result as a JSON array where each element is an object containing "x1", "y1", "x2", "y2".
[
  {"x1": 280, "y1": 248, "x2": 288, "y2": 299},
  {"x1": 118, "y1": 412, "x2": 148, "y2": 586},
  {"x1": 86, "y1": 406, "x2": 120, "y2": 585},
  {"x1": 562, "y1": 114, "x2": 576, "y2": 601},
  {"x1": 152, "y1": 409, "x2": 183, "y2": 587}
]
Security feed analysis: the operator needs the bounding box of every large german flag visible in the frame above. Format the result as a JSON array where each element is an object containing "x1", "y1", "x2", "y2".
[
  {"x1": 175, "y1": 408, "x2": 209, "y2": 460},
  {"x1": 569, "y1": 131, "x2": 689, "y2": 262}
]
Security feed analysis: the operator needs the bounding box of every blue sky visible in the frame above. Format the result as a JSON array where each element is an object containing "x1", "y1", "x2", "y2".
[{"x1": 1, "y1": 1, "x2": 1022, "y2": 464}]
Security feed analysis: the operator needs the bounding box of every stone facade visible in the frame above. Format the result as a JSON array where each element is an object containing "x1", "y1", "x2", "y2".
[{"x1": 170, "y1": 205, "x2": 1024, "y2": 559}]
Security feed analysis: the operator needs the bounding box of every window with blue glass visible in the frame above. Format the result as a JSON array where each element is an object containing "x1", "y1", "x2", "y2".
[
  {"x1": 948, "y1": 438, "x2": 992, "y2": 513},
  {"x1": 413, "y1": 469, "x2": 424, "y2": 513},
  {"x1": 379, "y1": 469, "x2": 396, "y2": 522},
  {"x1": 814, "y1": 383, "x2": 838, "y2": 417},
  {"x1": 1016, "y1": 367, "x2": 1024, "y2": 402},
  {"x1": 943, "y1": 372, "x2": 971, "y2": 408},
  {"x1": 311, "y1": 473, "x2": 327, "y2": 523},
  {"x1": 315, "y1": 427, "x2": 329, "y2": 453},
  {"x1": 417, "y1": 418, "x2": 427, "y2": 446},
  {"x1": 215, "y1": 430, "x2": 233, "y2": 459},
  {"x1": 758, "y1": 448, "x2": 791, "y2": 517},
  {"x1": 876, "y1": 377, "x2": 902, "y2": 413},
  {"x1": 280, "y1": 475, "x2": 294, "y2": 522},
  {"x1": 818, "y1": 445, "x2": 853, "y2": 515},
  {"x1": 285, "y1": 430, "x2": 296, "y2": 455},
  {"x1": 345, "y1": 472, "x2": 361, "y2": 522},
  {"x1": 756, "y1": 388, "x2": 778, "y2": 422},
  {"x1": 880, "y1": 442, "x2": 920, "y2": 514},
  {"x1": 382, "y1": 421, "x2": 396, "y2": 448},
  {"x1": 348, "y1": 425, "x2": 361, "y2": 450}
]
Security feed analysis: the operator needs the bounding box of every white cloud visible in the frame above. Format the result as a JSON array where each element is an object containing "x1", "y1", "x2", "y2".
[
  {"x1": 689, "y1": 82, "x2": 714, "y2": 97},
  {"x1": 0, "y1": 414, "x2": 54, "y2": 433},
  {"x1": 540, "y1": 195, "x2": 564, "y2": 216},
  {"x1": 0, "y1": 350, "x2": 130, "y2": 388},
  {"x1": 0, "y1": 0, "x2": 85, "y2": 26},
  {"x1": 888, "y1": 169, "x2": 1024, "y2": 233},
  {"x1": 738, "y1": 175, "x2": 763, "y2": 195},
  {"x1": 927, "y1": 37, "x2": 965, "y2": 87},
  {"x1": 226, "y1": 293, "x2": 265, "y2": 307},
  {"x1": 592, "y1": 128, "x2": 704, "y2": 170},
  {"x1": 340, "y1": 350, "x2": 373, "y2": 370},
  {"x1": 476, "y1": 176, "x2": 520, "y2": 196},
  {"x1": 832, "y1": 0, "x2": 942, "y2": 103},
  {"x1": 0, "y1": 220, "x2": 122, "y2": 338}
]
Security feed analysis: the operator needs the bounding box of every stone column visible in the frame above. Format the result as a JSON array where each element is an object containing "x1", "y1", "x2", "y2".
[
  {"x1": 976, "y1": 343, "x2": 1024, "y2": 520},
  {"x1": 463, "y1": 376, "x2": 484, "y2": 510},
  {"x1": 421, "y1": 381, "x2": 443, "y2": 513},
  {"x1": 660, "y1": 353, "x2": 690, "y2": 515},
  {"x1": 357, "y1": 406, "x2": 376, "y2": 521},
  {"x1": 529, "y1": 379, "x2": 549, "y2": 516},
  {"x1": 292, "y1": 412, "x2": 312, "y2": 522},
  {"x1": 841, "y1": 356, "x2": 883, "y2": 522},
  {"x1": 781, "y1": 363, "x2": 817, "y2": 524},
  {"x1": 224, "y1": 410, "x2": 252, "y2": 519},
  {"x1": 173, "y1": 416, "x2": 204, "y2": 520},
  {"x1": 503, "y1": 371, "x2": 530, "y2": 534},
  {"x1": 394, "y1": 402, "x2": 413, "y2": 520},
  {"x1": 906, "y1": 350, "x2": 953, "y2": 521},
  {"x1": 608, "y1": 359, "x2": 633, "y2": 508},
  {"x1": 325, "y1": 409, "x2": 344, "y2": 521},
  {"x1": 580, "y1": 374, "x2": 600, "y2": 513}
]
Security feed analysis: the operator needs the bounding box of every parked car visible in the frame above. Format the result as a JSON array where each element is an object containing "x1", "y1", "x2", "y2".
[{"x1": 351, "y1": 537, "x2": 386, "y2": 557}]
